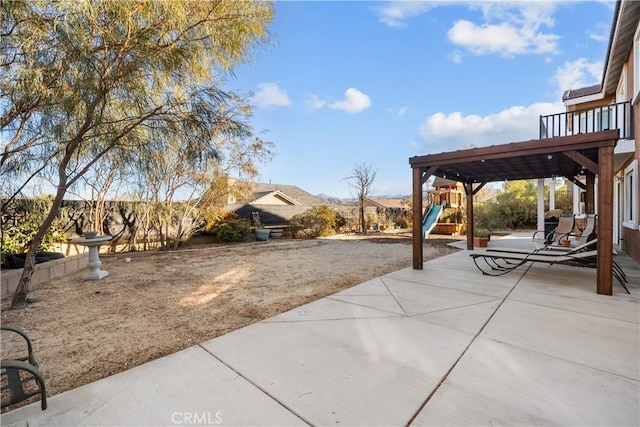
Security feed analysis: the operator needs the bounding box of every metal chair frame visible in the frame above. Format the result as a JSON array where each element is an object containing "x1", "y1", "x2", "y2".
[{"x1": 1, "y1": 326, "x2": 47, "y2": 410}]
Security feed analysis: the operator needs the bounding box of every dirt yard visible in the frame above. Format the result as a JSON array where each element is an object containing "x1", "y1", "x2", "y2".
[{"x1": 1, "y1": 232, "x2": 461, "y2": 410}]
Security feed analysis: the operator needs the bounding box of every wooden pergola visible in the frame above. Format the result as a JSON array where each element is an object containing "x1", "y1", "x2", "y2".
[{"x1": 409, "y1": 130, "x2": 619, "y2": 295}]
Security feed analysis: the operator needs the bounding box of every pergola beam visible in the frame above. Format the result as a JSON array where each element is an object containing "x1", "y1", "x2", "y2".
[
  {"x1": 563, "y1": 150, "x2": 598, "y2": 174},
  {"x1": 410, "y1": 131, "x2": 619, "y2": 169},
  {"x1": 472, "y1": 182, "x2": 487, "y2": 196},
  {"x1": 564, "y1": 175, "x2": 587, "y2": 190},
  {"x1": 421, "y1": 166, "x2": 439, "y2": 185}
]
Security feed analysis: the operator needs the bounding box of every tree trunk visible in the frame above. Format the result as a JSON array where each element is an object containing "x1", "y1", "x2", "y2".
[
  {"x1": 173, "y1": 219, "x2": 183, "y2": 250},
  {"x1": 359, "y1": 196, "x2": 366, "y2": 233},
  {"x1": 11, "y1": 184, "x2": 67, "y2": 308}
]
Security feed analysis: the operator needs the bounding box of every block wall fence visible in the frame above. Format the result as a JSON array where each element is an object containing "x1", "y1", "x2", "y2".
[{"x1": 1, "y1": 252, "x2": 89, "y2": 299}]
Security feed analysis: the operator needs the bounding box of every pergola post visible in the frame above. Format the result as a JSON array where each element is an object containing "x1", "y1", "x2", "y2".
[
  {"x1": 597, "y1": 145, "x2": 614, "y2": 295},
  {"x1": 537, "y1": 178, "x2": 545, "y2": 232},
  {"x1": 465, "y1": 182, "x2": 474, "y2": 250},
  {"x1": 412, "y1": 167, "x2": 423, "y2": 270},
  {"x1": 585, "y1": 171, "x2": 596, "y2": 214}
]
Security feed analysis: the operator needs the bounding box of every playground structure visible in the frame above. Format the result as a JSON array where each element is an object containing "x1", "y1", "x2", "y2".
[
  {"x1": 421, "y1": 202, "x2": 445, "y2": 238},
  {"x1": 423, "y1": 178, "x2": 467, "y2": 237}
]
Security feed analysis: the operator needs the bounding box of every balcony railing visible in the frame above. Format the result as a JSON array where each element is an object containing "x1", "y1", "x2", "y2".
[{"x1": 540, "y1": 100, "x2": 633, "y2": 140}]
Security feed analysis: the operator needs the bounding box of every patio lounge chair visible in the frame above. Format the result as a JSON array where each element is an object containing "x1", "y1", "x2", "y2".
[
  {"x1": 1, "y1": 327, "x2": 47, "y2": 410},
  {"x1": 553, "y1": 214, "x2": 596, "y2": 248},
  {"x1": 470, "y1": 248, "x2": 630, "y2": 294},
  {"x1": 532, "y1": 213, "x2": 575, "y2": 247},
  {"x1": 488, "y1": 239, "x2": 598, "y2": 256}
]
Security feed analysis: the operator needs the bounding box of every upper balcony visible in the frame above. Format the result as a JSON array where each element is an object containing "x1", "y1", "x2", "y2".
[{"x1": 540, "y1": 100, "x2": 633, "y2": 140}]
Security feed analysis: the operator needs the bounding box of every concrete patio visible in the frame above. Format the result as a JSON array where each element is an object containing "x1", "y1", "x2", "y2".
[{"x1": 2, "y1": 233, "x2": 639, "y2": 426}]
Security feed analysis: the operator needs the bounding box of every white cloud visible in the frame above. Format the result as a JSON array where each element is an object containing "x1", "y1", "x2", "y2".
[
  {"x1": 588, "y1": 22, "x2": 610, "y2": 43},
  {"x1": 448, "y1": 2, "x2": 560, "y2": 57},
  {"x1": 551, "y1": 58, "x2": 603, "y2": 96},
  {"x1": 329, "y1": 88, "x2": 372, "y2": 114},
  {"x1": 418, "y1": 102, "x2": 563, "y2": 153},
  {"x1": 448, "y1": 50, "x2": 463, "y2": 63},
  {"x1": 304, "y1": 93, "x2": 327, "y2": 110},
  {"x1": 448, "y1": 19, "x2": 559, "y2": 56},
  {"x1": 374, "y1": 2, "x2": 561, "y2": 57},
  {"x1": 449, "y1": 20, "x2": 525, "y2": 55},
  {"x1": 253, "y1": 83, "x2": 291, "y2": 108},
  {"x1": 373, "y1": 1, "x2": 434, "y2": 28},
  {"x1": 387, "y1": 106, "x2": 408, "y2": 117}
]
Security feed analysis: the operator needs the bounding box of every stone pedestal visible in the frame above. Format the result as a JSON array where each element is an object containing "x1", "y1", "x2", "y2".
[{"x1": 71, "y1": 236, "x2": 112, "y2": 280}]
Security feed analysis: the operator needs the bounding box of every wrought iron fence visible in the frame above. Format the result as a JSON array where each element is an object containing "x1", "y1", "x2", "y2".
[
  {"x1": 540, "y1": 100, "x2": 633, "y2": 140},
  {"x1": 543, "y1": 189, "x2": 573, "y2": 213}
]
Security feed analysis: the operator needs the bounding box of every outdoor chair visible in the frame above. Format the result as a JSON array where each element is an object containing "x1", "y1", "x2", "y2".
[
  {"x1": 470, "y1": 248, "x2": 629, "y2": 294},
  {"x1": 532, "y1": 213, "x2": 575, "y2": 247},
  {"x1": 487, "y1": 238, "x2": 598, "y2": 256},
  {"x1": 1, "y1": 326, "x2": 47, "y2": 410},
  {"x1": 562, "y1": 214, "x2": 597, "y2": 247}
]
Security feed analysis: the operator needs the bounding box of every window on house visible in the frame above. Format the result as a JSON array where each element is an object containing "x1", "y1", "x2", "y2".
[
  {"x1": 623, "y1": 159, "x2": 638, "y2": 229},
  {"x1": 599, "y1": 107, "x2": 610, "y2": 130},
  {"x1": 617, "y1": 64, "x2": 627, "y2": 103}
]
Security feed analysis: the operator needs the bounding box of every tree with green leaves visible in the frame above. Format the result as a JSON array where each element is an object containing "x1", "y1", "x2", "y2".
[{"x1": 1, "y1": 0, "x2": 274, "y2": 308}]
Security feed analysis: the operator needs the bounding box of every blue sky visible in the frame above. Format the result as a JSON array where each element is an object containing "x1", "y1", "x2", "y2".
[{"x1": 225, "y1": 0, "x2": 614, "y2": 199}]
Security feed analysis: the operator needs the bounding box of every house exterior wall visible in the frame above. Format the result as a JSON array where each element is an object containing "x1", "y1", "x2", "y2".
[
  {"x1": 254, "y1": 194, "x2": 291, "y2": 205},
  {"x1": 565, "y1": 18, "x2": 639, "y2": 263},
  {"x1": 622, "y1": 32, "x2": 640, "y2": 261},
  {"x1": 565, "y1": 96, "x2": 618, "y2": 136},
  {"x1": 565, "y1": 96, "x2": 615, "y2": 112},
  {"x1": 230, "y1": 204, "x2": 312, "y2": 226}
]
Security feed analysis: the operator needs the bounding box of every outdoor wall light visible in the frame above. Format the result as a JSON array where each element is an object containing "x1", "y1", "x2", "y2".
[{"x1": 547, "y1": 154, "x2": 553, "y2": 160}]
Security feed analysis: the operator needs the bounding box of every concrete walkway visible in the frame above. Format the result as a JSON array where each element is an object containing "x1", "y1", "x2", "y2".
[{"x1": 3, "y1": 234, "x2": 639, "y2": 426}]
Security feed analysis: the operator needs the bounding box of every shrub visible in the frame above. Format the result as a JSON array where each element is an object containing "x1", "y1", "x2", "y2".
[
  {"x1": 290, "y1": 205, "x2": 339, "y2": 238},
  {"x1": 393, "y1": 210, "x2": 412, "y2": 229},
  {"x1": 214, "y1": 218, "x2": 251, "y2": 243},
  {"x1": 1, "y1": 197, "x2": 63, "y2": 265},
  {"x1": 202, "y1": 210, "x2": 239, "y2": 235},
  {"x1": 474, "y1": 228, "x2": 490, "y2": 238},
  {"x1": 334, "y1": 210, "x2": 347, "y2": 231},
  {"x1": 365, "y1": 212, "x2": 379, "y2": 230},
  {"x1": 475, "y1": 199, "x2": 537, "y2": 230}
]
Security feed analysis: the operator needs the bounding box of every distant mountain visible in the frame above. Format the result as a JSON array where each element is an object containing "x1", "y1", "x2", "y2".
[{"x1": 316, "y1": 194, "x2": 347, "y2": 204}]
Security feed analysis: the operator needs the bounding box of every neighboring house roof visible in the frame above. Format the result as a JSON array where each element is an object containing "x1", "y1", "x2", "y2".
[
  {"x1": 367, "y1": 198, "x2": 409, "y2": 209},
  {"x1": 239, "y1": 183, "x2": 324, "y2": 206},
  {"x1": 225, "y1": 183, "x2": 324, "y2": 226},
  {"x1": 562, "y1": 84, "x2": 602, "y2": 102}
]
